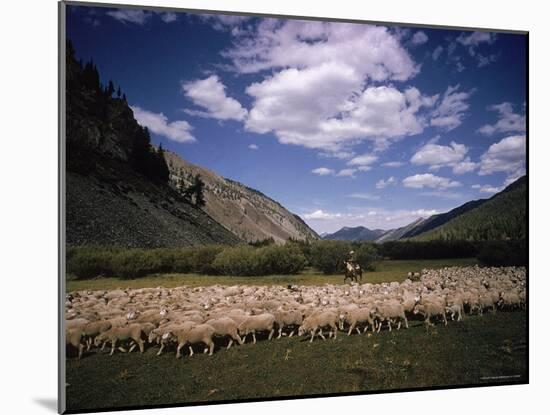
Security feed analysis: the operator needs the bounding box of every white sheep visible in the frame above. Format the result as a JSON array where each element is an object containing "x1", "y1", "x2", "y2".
[
  {"x1": 238, "y1": 313, "x2": 276, "y2": 344},
  {"x1": 298, "y1": 311, "x2": 338, "y2": 342}
]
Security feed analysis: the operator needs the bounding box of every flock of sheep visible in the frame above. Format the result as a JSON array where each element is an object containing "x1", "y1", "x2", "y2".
[{"x1": 66, "y1": 266, "x2": 526, "y2": 360}]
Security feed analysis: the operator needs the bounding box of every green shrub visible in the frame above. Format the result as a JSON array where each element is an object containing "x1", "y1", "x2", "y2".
[
  {"x1": 110, "y1": 249, "x2": 164, "y2": 279},
  {"x1": 256, "y1": 244, "x2": 307, "y2": 275},
  {"x1": 354, "y1": 243, "x2": 379, "y2": 271},
  {"x1": 188, "y1": 245, "x2": 224, "y2": 274},
  {"x1": 212, "y1": 245, "x2": 258, "y2": 276},
  {"x1": 309, "y1": 240, "x2": 351, "y2": 274},
  {"x1": 66, "y1": 247, "x2": 115, "y2": 279}
]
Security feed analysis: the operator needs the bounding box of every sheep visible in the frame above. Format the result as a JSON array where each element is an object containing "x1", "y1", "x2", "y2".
[
  {"x1": 298, "y1": 311, "x2": 339, "y2": 342},
  {"x1": 93, "y1": 323, "x2": 145, "y2": 355},
  {"x1": 238, "y1": 313, "x2": 276, "y2": 344},
  {"x1": 205, "y1": 317, "x2": 243, "y2": 349},
  {"x1": 149, "y1": 321, "x2": 197, "y2": 356},
  {"x1": 340, "y1": 307, "x2": 375, "y2": 335},
  {"x1": 66, "y1": 328, "x2": 85, "y2": 359},
  {"x1": 273, "y1": 309, "x2": 303, "y2": 339},
  {"x1": 445, "y1": 304, "x2": 463, "y2": 322},
  {"x1": 414, "y1": 302, "x2": 447, "y2": 327},
  {"x1": 374, "y1": 302, "x2": 408, "y2": 331},
  {"x1": 169, "y1": 324, "x2": 216, "y2": 359}
]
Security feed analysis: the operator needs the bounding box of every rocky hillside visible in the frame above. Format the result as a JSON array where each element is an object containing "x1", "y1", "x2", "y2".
[
  {"x1": 164, "y1": 151, "x2": 319, "y2": 243},
  {"x1": 65, "y1": 41, "x2": 239, "y2": 247},
  {"x1": 323, "y1": 226, "x2": 386, "y2": 241}
]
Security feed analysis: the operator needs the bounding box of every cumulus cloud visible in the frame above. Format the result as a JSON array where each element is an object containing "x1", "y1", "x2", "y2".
[
  {"x1": 199, "y1": 14, "x2": 250, "y2": 32},
  {"x1": 348, "y1": 193, "x2": 381, "y2": 201},
  {"x1": 347, "y1": 154, "x2": 378, "y2": 171},
  {"x1": 245, "y1": 67, "x2": 436, "y2": 151},
  {"x1": 410, "y1": 141, "x2": 476, "y2": 174},
  {"x1": 382, "y1": 161, "x2": 404, "y2": 168},
  {"x1": 303, "y1": 209, "x2": 342, "y2": 220},
  {"x1": 376, "y1": 177, "x2": 396, "y2": 189},
  {"x1": 432, "y1": 45, "x2": 444, "y2": 61},
  {"x1": 455, "y1": 31, "x2": 499, "y2": 68},
  {"x1": 248, "y1": 144, "x2": 259, "y2": 150},
  {"x1": 472, "y1": 184, "x2": 502, "y2": 194},
  {"x1": 478, "y1": 135, "x2": 526, "y2": 176},
  {"x1": 223, "y1": 20, "x2": 419, "y2": 80},
  {"x1": 311, "y1": 167, "x2": 335, "y2": 176},
  {"x1": 411, "y1": 31, "x2": 429, "y2": 45},
  {"x1": 160, "y1": 12, "x2": 177, "y2": 23},
  {"x1": 478, "y1": 102, "x2": 526, "y2": 136},
  {"x1": 130, "y1": 106, "x2": 195, "y2": 143},
  {"x1": 182, "y1": 75, "x2": 248, "y2": 121},
  {"x1": 402, "y1": 173, "x2": 461, "y2": 189},
  {"x1": 106, "y1": 9, "x2": 151, "y2": 25},
  {"x1": 336, "y1": 168, "x2": 357, "y2": 177},
  {"x1": 430, "y1": 85, "x2": 473, "y2": 131}
]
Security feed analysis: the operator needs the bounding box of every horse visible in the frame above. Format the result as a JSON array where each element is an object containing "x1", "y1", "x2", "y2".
[{"x1": 343, "y1": 261, "x2": 362, "y2": 283}]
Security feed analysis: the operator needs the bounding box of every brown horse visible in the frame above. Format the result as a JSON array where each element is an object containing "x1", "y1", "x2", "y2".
[{"x1": 344, "y1": 261, "x2": 362, "y2": 283}]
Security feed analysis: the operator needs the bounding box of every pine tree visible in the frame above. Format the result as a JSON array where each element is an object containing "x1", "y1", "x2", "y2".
[
  {"x1": 117, "y1": 86, "x2": 121, "y2": 98},
  {"x1": 106, "y1": 80, "x2": 115, "y2": 97}
]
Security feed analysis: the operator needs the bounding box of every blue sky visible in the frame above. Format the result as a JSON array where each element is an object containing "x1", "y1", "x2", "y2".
[{"x1": 67, "y1": 5, "x2": 527, "y2": 234}]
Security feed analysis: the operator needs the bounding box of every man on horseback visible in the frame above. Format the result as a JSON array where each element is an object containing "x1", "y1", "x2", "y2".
[{"x1": 344, "y1": 250, "x2": 362, "y2": 283}]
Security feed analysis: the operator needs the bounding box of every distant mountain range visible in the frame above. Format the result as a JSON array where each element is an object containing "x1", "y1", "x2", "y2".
[
  {"x1": 323, "y1": 226, "x2": 386, "y2": 241},
  {"x1": 324, "y1": 176, "x2": 527, "y2": 243}
]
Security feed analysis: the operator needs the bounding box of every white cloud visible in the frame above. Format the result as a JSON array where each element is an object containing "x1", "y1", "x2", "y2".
[
  {"x1": 457, "y1": 31, "x2": 497, "y2": 48},
  {"x1": 347, "y1": 193, "x2": 380, "y2": 201},
  {"x1": 182, "y1": 75, "x2": 248, "y2": 121},
  {"x1": 199, "y1": 14, "x2": 250, "y2": 31},
  {"x1": 245, "y1": 65, "x2": 436, "y2": 151},
  {"x1": 347, "y1": 154, "x2": 378, "y2": 171},
  {"x1": 382, "y1": 161, "x2": 404, "y2": 168},
  {"x1": 336, "y1": 168, "x2": 357, "y2": 177},
  {"x1": 411, "y1": 31, "x2": 429, "y2": 45},
  {"x1": 432, "y1": 46, "x2": 444, "y2": 61},
  {"x1": 455, "y1": 31, "x2": 498, "y2": 68},
  {"x1": 430, "y1": 85, "x2": 473, "y2": 131},
  {"x1": 106, "y1": 9, "x2": 151, "y2": 25},
  {"x1": 376, "y1": 176, "x2": 396, "y2": 189},
  {"x1": 130, "y1": 106, "x2": 195, "y2": 143},
  {"x1": 311, "y1": 167, "x2": 335, "y2": 176},
  {"x1": 478, "y1": 135, "x2": 526, "y2": 176},
  {"x1": 160, "y1": 12, "x2": 177, "y2": 23},
  {"x1": 223, "y1": 20, "x2": 419, "y2": 81},
  {"x1": 248, "y1": 144, "x2": 259, "y2": 150},
  {"x1": 478, "y1": 102, "x2": 526, "y2": 136},
  {"x1": 472, "y1": 184, "x2": 502, "y2": 194},
  {"x1": 304, "y1": 209, "x2": 342, "y2": 220},
  {"x1": 403, "y1": 173, "x2": 462, "y2": 189},
  {"x1": 410, "y1": 141, "x2": 476, "y2": 174}
]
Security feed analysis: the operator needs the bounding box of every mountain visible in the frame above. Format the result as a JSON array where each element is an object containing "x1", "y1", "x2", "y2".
[
  {"x1": 410, "y1": 176, "x2": 527, "y2": 241},
  {"x1": 375, "y1": 218, "x2": 427, "y2": 243},
  {"x1": 164, "y1": 151, "x2": 319, "y2": 243},
  {"x1": 323, "y1": 226, "x2": 386, "y2": 241},
  {"x1": 65, "y1": 41, "x2": 316, "y2": 247},
  {"x1": 400, "y1": 199, "x2": 486, "y2": 239}
]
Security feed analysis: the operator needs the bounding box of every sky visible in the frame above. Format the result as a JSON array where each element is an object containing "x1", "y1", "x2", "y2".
[{"x1": 66, "y1": 5, "x2": 527, "y2": 234}]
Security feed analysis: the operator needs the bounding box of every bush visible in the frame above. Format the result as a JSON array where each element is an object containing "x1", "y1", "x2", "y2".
[
  {"x1": 188, "y1": 245, "x2": 224, "y2": 274},
  {"x1": 66, "y1": 248, "x2": 115, "y2": 279},
  {"x1": 212, "y1": 244, "x2": 308, "y2": 276},
  {"x1": 354, "y1": 243, "x2": 379, "y2": 271},
  {"x1": 308, "y1": 240, "x2": 351, "y2": 274},
  {"x1": 256, "y1": 244, "x2": 307, "y2": 275},
  {"x1": 110, "y1": 249, "x2": 164, "y2": 279}
]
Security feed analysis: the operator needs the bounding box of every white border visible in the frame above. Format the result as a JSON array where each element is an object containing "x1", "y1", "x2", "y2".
[{"x1": 1, "y1": 1, "x2": 547, "y2": 414}]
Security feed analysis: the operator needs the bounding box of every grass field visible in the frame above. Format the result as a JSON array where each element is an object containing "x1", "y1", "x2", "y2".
[
  {"x1": 66, "y1": 310, "x2": 527, "y2": 412},
  {"x1": 66, "y1": 258, "x2": 478, "y2": 291}
]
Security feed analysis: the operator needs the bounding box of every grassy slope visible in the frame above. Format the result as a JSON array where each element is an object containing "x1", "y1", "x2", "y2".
[
  {"x1": 67, "y1": 258, "x2": 478, "y2": 291},
  {"x1": 412, "y1": 176, "x2": 527, "y2": 241},
  {"x1": 66, "y1": 310, "x2": 527, "y2": 412}
]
